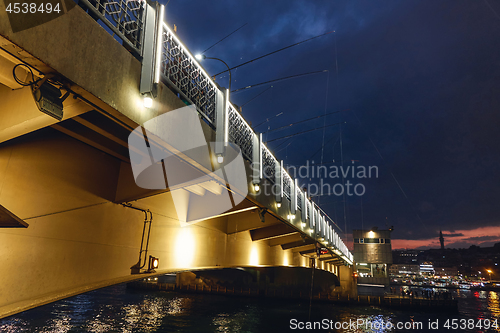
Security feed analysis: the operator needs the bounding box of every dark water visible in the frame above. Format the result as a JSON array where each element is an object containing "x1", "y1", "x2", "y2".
[{"x1": 1, "y1": 285, "x2": 499, "y2": 332}]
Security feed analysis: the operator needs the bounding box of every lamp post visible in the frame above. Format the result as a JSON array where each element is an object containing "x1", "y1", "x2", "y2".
[
  {"x1": 195, "y1": 54, "x2": 232, "y2": 164},
  {"x1": 195, "y1": 54, "x2": 232, "y2": 93},
  {"x1": 487, "y1": 269, "x2": 492, "y2": 282}
]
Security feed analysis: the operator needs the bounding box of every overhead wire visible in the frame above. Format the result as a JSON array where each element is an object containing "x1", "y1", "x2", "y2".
[
  {"x1": 320, "y1": 72, "x2": 330, "y2": 172},
  {"x1": 253, "y1": 111, "x2": 284, "y2": 130},
  {"x1": 202, "y1": 23, "x2": 248, "y2": 54},
  {"x1": 352, "y1": 110, "x2": 428, "y2": 231},
  {"x1": 330, "y1": 31, "x2": 348, "y2": 241},
  {"x1": 231, "y1": 70, "x2": 327, "y2": 93},
  {"x1": 265, "y1": 121, "x2": 344, "y2": 143},
  {"x1": 214, "y1": 30, "x2": 335, "y2": 77},
  {"x1": 275, "y1": 141, "x2": 293, "y2": 153},
  {"x1": 308, "y1": 134, "x2": 339, "y2": 161},
  {"x1": 241, "y1": 86, "x2": 273, "y2": 108},
  {"x1": 263, "y1": 108, "x2": 348, "y2": 134}
]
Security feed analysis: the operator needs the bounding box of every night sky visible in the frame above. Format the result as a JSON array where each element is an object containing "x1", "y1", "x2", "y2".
[{"x1": 164, "y1": 1, "x2": 500, "y2": 250}]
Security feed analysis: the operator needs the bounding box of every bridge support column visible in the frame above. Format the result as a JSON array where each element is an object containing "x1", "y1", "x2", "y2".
[{"x1": 338, "y1": 265, "x2": 357, "y2": 298}]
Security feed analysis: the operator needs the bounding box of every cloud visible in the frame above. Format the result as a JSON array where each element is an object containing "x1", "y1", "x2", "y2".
[
  {"x1": 463, "y1": 235, "x2": 500, "y2": 242},
  {"x1": 442, "y1": 233, "x2": 464, "y2": 238}
]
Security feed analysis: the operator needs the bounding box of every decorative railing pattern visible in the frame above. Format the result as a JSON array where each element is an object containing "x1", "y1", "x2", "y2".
[
  {"x1": 297, "y1": 187, "x2": 302, "y2": 209},
  {"x1": 77, "y1": 0, "x2": 145, "y2": 54},
  {"x1": 261, "y1": 145, "x2": 276, "y2": 184},
  {"x1": 283, "y1": 172, "x2": 292, "y2": 199},
  {"x1": 159, "y1": 27, "x2": 218, "y2": 125},
  {"x1": 227, "y1": 105, "x2": 254, "y2": 160}
]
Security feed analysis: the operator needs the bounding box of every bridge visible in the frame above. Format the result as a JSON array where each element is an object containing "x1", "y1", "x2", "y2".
[{"x1": 0, "y1": 0, "x2": 355, "y2": 318}]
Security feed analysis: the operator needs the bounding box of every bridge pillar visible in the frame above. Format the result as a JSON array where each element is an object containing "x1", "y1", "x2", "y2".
[{"x1": 338, "y1": 265, "x2": 358, "y2": 298}]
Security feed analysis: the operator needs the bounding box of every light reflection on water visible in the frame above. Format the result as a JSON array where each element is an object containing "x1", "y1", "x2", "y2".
[{"x1": 0, "y1": 285, "x2": 499, "y2": 332}]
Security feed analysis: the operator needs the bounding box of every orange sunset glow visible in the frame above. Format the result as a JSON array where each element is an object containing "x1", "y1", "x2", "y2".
[{"x1": 392, "y1": 226, "x2": 500, "y2": 250}]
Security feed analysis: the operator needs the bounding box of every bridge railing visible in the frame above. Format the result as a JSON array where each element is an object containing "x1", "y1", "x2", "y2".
[
  {"x1": 227, "y1": 104, "x2": 254, "y2": 161},
  {"x1": 159, "y1": 23, "x2": 218, "y2": 125},
  {"x1": 76, "y1": 0, "x2": 146, "y2": 56},
  {"x1": 77, "y1": 1, "x2": 353, "y2": 265}
]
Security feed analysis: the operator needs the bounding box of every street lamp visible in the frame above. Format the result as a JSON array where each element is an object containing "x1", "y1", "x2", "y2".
[
  {"x1": 195, "y1": 54, "x2": 232, "y2": 93},
  {"x1": 487, "y1": 269, "x2": 493, "y2": 281}
]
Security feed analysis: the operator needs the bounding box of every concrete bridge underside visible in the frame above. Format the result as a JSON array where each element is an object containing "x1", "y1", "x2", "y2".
[{"x1": 0, "y1": 4, "x2": 354, "y2": 319}]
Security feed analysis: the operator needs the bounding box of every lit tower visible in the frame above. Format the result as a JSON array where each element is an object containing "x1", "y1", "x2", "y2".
[{"x1": 439, "y1": 230, "x2": 444, "y2": 250}]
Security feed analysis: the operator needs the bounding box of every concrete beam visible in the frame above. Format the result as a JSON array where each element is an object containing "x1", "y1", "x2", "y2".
[
  {"x1": 250, "y1": 224, "x2": 297, "y2": 242},
  {"x1": 0, "y1": 204, "x2": 28, "y2": 228},
  {"x1": 0, "y1": 82, "x2": 89, "y2": 143},
  {"x1": 268, "y1": 233, "x2": 302, "y2": 247},
  {"x1": 323, "y1": 258, "x2": 344, "y2": 265},
  {"x1": 281, "y1": 239, "x2": 315, "y2": 251},
  {"x1": 72, "y1": 112, "x2": 130, "y2": 148},
  {"x1": 299, "y1": 248, "x2": 316, "y2": 255},
  {"x1": 319, "y1": 256, "x2": 338, "y2": 262},
  {"x1": 52, "y1": 120, "x2": 130, "y2": 162},
  {"x1": 226, "y1": 209, "x2": 280, "y2": 234}
]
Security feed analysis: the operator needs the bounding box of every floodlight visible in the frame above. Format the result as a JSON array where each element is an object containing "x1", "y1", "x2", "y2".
[{"x1": 32, "y1": 81, "x2": 66, "y2": 120}]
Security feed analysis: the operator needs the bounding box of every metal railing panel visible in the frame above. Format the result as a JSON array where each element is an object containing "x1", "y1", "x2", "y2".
[
  {"x1": 159, "y1": 24, "x2": 218, "y2": 125},
  {"x1": 77, "y1": 0, "x2": 145, "y2": 54},
  {"x1": 262, "y1": 145, "x2": 276, "y2": 184},
  {"x1": 282, "y1": 171, "x2": 292, "y2": 199},
  {"x1": 227, "y1": 104, "x2": 254, "y2": 160}
]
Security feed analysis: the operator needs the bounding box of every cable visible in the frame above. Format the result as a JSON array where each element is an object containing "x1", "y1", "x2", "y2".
[
  {"x1": 12, "y1": 63, "x2": 40, "y2": 87},
  {"x1": 263, "y1": 108, "x2": 348, "y2": 134},
  {"x1": 23, "y1": 202, "x2": 109, "y2": 220},
  {"x1": 254, "y1": 111, "x2": 284, "y2": 130},
  {"x1": 0, "y1": 45, "x2": 44, "y2": 75},
  {"x1": 241, "y1": 86, "x2": 273, "y2": 108},
  {"x1": 320, "y1": 72, "x2": 330, "y2": 171},
  {"x1": 484, "y1": 0, "x2": 500, "y2": 20},
  {"x1": 231, "y1": 70, "x2": 327, "y2": 93},
  {"x1": 202, "y1": 23, "x2": 248, "y2": 54},
  {"x1": 308, "y1": 134, "x2": 339, "y2": 161},
  {"x1": 352, "y1": 110, "x2": 428, "y2": 231},
  {"x1": 265, "y1": 121, "x2": 344, "y2": 143},
  {"x1": 273, "y1": 137, "x2": 291, "y2": 149},
  {"x1": 214, "y1": 30, "x2": 335, "y2": 76}
]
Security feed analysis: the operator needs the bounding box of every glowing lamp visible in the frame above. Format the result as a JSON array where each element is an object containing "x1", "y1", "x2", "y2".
[
  {"x1": 143, "y1": 96, "x2": 153, "y2": 108},
  {"x1": 148, "y1": 255, "x2": 159, "y2": 271}
]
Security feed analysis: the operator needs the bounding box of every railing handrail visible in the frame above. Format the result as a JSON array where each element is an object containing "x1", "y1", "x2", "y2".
[{"x1": 161, "y1": 22, "x2": 218, "y2": 91}]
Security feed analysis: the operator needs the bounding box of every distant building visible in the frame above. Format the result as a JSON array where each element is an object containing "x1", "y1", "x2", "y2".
[
  {"x1": 439, "y1": 230, "x2": 444, "y2": 250},
  {"x1": 353, "y1": 228, "x2": 393, "y2": 295},
  {"x1": 434, "y1": 266, "x2": 458, "y2": 277},
  {"x1": 393, "y1": 249, "x2": 420, "y2": 264},
  {"x1": 419, "y1": 262, "x2": 435, "y2": 275},
  {"x1": 389, "y1": 264, "x2": 420, "y2": 276},
  {"x1": 353, "y1": 228, "x2": 393, "y2": 279}
]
